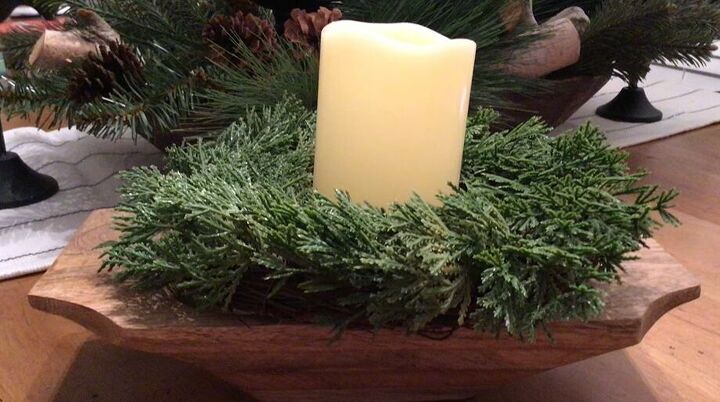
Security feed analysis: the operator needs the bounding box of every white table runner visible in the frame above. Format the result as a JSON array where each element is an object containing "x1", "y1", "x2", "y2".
[
  {"x1": 555, "y1": 59, "x2": 720, "y2": 148},
  {"x1": 0, "y1": 127, "x2": 162, "y2": 280}
]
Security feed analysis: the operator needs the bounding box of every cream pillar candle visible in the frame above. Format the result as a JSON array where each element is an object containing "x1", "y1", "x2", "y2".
[{"x1": 313, "y1": 21, "x2": 477, "y2": 207}]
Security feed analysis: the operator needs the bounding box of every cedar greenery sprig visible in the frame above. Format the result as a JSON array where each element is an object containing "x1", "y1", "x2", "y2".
[{"x1": 101, "y1": 98, "x2": 678, "y2": 339}]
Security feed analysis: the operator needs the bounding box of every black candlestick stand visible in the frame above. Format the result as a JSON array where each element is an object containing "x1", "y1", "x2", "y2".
[
  {"x1": 596, "y1": 81, "x2": 663, "y2": 123},
  {"x1": 0, "y1": 112, "x2": 59, "y2": 209}
]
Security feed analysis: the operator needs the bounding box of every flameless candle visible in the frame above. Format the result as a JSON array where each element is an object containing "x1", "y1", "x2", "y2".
[{"x1": 313, "y1": 21, "x2": 477, "y2": 207}]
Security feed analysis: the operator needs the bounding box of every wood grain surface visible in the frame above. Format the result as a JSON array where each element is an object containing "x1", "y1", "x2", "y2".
[
  {"x1": 2, "y1": 124, "x2": 719, "y2": 401},
  {"x1": 2, "y1": 111, "x2": 65, "y2": 131}
]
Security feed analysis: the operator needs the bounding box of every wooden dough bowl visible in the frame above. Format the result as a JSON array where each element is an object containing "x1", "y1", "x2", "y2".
[
  {"x1": 28, "y1": 210, "x2": 700, "y2": 401},
  {"x1": 499, "y1": 75, "x2": 610, "y2": 128}
]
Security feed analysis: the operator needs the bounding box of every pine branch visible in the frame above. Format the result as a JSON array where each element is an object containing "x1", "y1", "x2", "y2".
[
  {"x1": 0, "y1": 70, "x2": 71, "y2": 127},
  {"x1": 32, "y1": 0, "x2": 214, "y2": 52},
  {"x1": 569, "y1": 0, "x2": 720, "y2": 83},
  {"x1": 339, "y1": 0, "x2": 547, "y2": 107},
  {"x1": 0, "y1": 44, "x2": 202, "y2": 140},
  {"x1": 0, "y1": 27, "x2": 43, "y2": 71},
  {"x1": 5, "y1": 0, "x2": 719, "y2": 140},
  {"x1": 192, "y1": 42, "x2": 317, "y2": 131},
  {"x1": 534, "y1": 0, "x2": 604, "y2": 21}
]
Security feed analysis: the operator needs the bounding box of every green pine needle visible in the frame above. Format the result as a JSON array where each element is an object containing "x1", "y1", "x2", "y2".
[
  {"x1": 567, "y1": 0, "x2": 720, "y2": 82},
  {"x1": 3, "y1": 0, "x2": 720, "y2": 140}
]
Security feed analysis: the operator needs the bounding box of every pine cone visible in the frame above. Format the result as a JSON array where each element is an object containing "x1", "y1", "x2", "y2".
[
  {"x1": 254, "y1": 0, "x2": 334, "y2": 33},
  {"x1": 284, "y1": 7, "x2": 342, "y2": 52},
  {"x1": 203, "y1": 11, "x2": 277, "y2": 64},
  {"x1": 67, "y1": 42, "x2": 144, "y2": 103}
]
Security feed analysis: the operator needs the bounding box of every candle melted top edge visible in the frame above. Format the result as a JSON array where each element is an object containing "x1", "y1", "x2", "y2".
[{"x1": 323, "y1": 20, "x2": 477, "y2": 54}]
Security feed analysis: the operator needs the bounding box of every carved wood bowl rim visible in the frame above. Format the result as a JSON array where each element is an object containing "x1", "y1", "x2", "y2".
[{"x1": 26, "y1": 210, "x2": 701, "y2": 401}]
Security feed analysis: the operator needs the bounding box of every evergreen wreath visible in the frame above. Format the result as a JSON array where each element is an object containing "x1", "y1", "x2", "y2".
[{"x1": 102, "y1": 98, "x2": 677, "y2": 338}]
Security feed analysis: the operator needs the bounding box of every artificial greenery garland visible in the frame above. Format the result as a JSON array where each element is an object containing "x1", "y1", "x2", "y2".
[
  {"x1": 1, "y1": 0, "x2": 718, "y2": 141},
  {"x1": 102, "y1": 99, "x2": 677, "y2": 338}
]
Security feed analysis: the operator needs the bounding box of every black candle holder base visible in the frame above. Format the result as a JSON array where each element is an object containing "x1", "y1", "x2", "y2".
[
  {"x1": 0, "y1": 152, "x2": 59, "y2": 210},
  {"x1": 596, "y1": 86, "x2": 663, "y2": 123}
]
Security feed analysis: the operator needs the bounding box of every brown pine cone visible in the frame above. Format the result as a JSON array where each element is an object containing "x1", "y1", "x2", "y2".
[
  {"x1": 283, "y1": 7, "x2": 342, "y2": 52},
  {"x1": 67, "y1": 42, "x2": 144, "y2": 103},
  {"x1": 255, "y1": 0, "x2": 335, "y2": 33},
  {"x1": 202, "y1": 11, "x2": 277, "y2": 65}
]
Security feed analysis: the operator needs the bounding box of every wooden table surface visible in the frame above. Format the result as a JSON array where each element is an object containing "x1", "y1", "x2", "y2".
[{"x1": 2, "y1": 125, "x2": 719, "y2": 402}]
